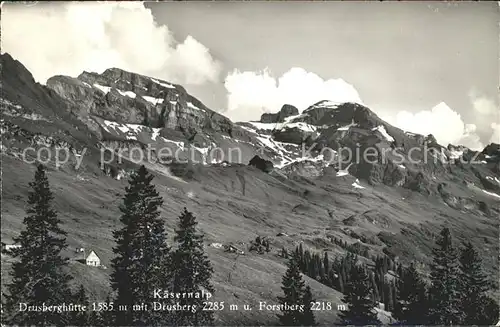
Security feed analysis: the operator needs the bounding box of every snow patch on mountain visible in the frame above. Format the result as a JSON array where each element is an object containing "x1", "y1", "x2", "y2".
[
  {"x1": 486, "y1": 176, "x2": 500, "y2": 184},
  {"x1": 187, "y1": 102, "x2": 204, "y2": 112},
  {"x1": 372, "y1": 125, "x2": 395, "y2": 142},
  {"x1": 338, "y1": 120, "x2": 357, "y2": 131},
  {"x1": 142, "y1": 96, "x2": 164, "y2": 105},
  {"x1": 483, "y1": 189, "x2": 500, "y2": 199},
  {"x1": 93, "y1": 83, "x2": 111, "y2": 94},
  {"x1": 247, "y1": 120, "x2": 317, "y2": 133},
  {"x1": 352, "y1": 179, "x2": 365, "y2": 189},
  {"x1": 160, "y1": 137, "x2": 186, "y2": 150},
  {"x1": 248, "y1": 122, "x2": 277, "y2": 131},
  {"x1": 116, "y1": 89, "x2": 137, "y2": 99},
  {"x1": 448, "y1": 150, "x2": 464, "y2": 160},
  {"x1": 336, "y1": 163, "x2": 353, "y2": 177},
  {"x1": 277, "y1": 153, "x2": 327, "y2": 169},
  {"x1": 283, "y1": 114, "x2": 305, "y2": 122},
  {"x1": 282, "y1": 122, "x2": 317, "y2": 133},
  {"x1": 101, "y1": 120, "x2": 176, "y2": 144},
  {"x1": 150, "y1": 77, "x2": 175, "y2": 89},
  {"x1": 256, "y1": 135, "x2": 294, "y2": 156},
  {"x1": 305, "y1": 100, "x2": 342, "y2": 112},
  {"x1": 102, "y1": 120, "x2": 143, "y2": 134},
  {"x1": 151, "y1": 128, "x2": 162, "y2": 141}
]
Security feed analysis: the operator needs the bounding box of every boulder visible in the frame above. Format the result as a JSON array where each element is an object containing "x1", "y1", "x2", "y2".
[{"x1": 249, "y1": 155, "x2": 274, "y2": 173}]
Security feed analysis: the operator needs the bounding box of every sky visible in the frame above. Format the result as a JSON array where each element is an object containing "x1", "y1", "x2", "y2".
[{"x1": 1, "y1": 1, "x2": 498, "y2": 149}]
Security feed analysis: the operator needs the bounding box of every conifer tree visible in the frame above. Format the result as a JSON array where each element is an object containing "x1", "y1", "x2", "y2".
[
  {"x1": 428, "y1": 227, "x2": 462, "y2": 325},
  {"x1": 393, "y1": 262, "x2": 428, "y2": 325},
  {"x1": 301, "y1": 286, "x2": 317, "y2": 326},
  {"x1": 71, "y1": 284, "x2": 89, "y2": 326},
  {"x1": 382, "y1": 283, "x2": 394, "y2": 312},
  {"x1": 103, "y1": 294, "x2": 116, "y2": 326},
  {"x1": 277, "y1": 251, "x2": 307, "y2": 326},
  {"x1": 171, "y1": 208, "x2": 215, "y2": 326},
  {"x1": 110, "y1": 165, "x2": 171, "y2": 326},
  {"x1": 89, "y1": 294, "x2": 115, "y2": 327},
  {"x1": 478, "y1": 296, "x2": 500, "y2": 325},
  {"x1": 3, "y1": 164, "x2": 73, "y2": 326},
  {"x1": 458, "y1": 241, "x2": 491, "y2": 325},
  {"x1": 339, "y1": 264, "x2": 381, "y2": 326},
  {"x1": 338, "y1": 274, "x2": 345, "y2": 293},
  {"x1": 88, "y1": 310, "x2": 105, "y2": 327},
  {"x1": 370, "y1": 272, "x2": 380, "y2": 305},
  {"x1": 303, "y1": 250, "x2": 311, "y2": 276},
  {"x1": 323, "y1": 252, "x2": 330, "y2": 281}
]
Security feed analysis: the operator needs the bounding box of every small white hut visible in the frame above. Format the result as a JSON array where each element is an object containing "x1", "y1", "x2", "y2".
[{"x1": 85, "y1": 250, "x2": 101, "y2": 267}]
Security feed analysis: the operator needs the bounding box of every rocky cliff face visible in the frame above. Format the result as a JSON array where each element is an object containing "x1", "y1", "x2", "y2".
[
  {"x1": 0, "y1": 53, "x2": 99, "y2": 162},
  {"x1": 47, "y1": 68, "x2": 236, "y2": 144}
]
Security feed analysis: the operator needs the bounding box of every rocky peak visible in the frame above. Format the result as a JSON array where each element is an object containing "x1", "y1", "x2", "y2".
[
  {"x1": 482, "y1": 143, "x2": 500, "y2": 157},
  {"x1": 298, "y1": 101, "x2": 385, "y2": 129},
  {"x1": 424, "y1": 134, "x2": 438, "y2": 145},
  {"x1": 0, "y1": 53, "x2": 37, "y2": 88},
  {"x1": 260, "y1": 104, "x2": 299, "y2": 124},
  {"x1": 46, "y1": 67, "x2": 236, "y2": 145}
]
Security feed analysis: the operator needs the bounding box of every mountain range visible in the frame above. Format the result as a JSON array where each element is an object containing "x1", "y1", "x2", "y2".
[{"x1": 1, "y1": 52, "x2": 499, "y2": 325}]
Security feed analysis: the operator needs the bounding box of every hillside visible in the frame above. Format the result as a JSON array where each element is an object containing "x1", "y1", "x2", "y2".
[{"x1": 1, "y1": 52, "x2": 499, "y2": 325}]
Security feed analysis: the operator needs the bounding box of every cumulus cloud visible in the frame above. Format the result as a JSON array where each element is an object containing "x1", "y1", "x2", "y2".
[
  {"x1": 468, "y1": 91, "x2": 499, "y2": 145},
  {"x1": 490, "y1": 123, "x2": 500, "y2": 144},
  {"x1": 224, "y1": 67, "x2": 362, "y2": 121},
  {"x1": 460, "y1": 124, "x2": 485, "y2": 150},
  {"x1": 469, "y1": 90, "x2": 498, "y2": 115},
  {"x1": 385, "y1": 102, "x2": 484, "y2": 150},
  {"x1": 1, "y1": 2, "x2": 221, "y2": 85}
]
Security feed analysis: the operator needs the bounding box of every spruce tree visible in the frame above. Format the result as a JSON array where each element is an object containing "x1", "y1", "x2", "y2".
[
  {"x1": 393, "y1": 262, "x2": 428, "y2": 325},
  {"x1": 477, "y1": 296, "x2": 500, "y2": 325},
  {"x1": 110, "y1": 165, "x2": 171, "y2": 326},
  {"x1": 428, "y1": 227, "x2": 461, "y2": 325},
  {"x1": 323, "y1": 252, "x2": 330, "y2": 283},
  {"x1": 171, "y1": 207, "x2": 215, "y2": 326},
  {"x1": 301, "y1": 286, "x2": 317, "y2": 326},
  {"x1": 89, "y1": 294, "x2": 115, "y2": 327},
  {"x1": 339, "y1": 264, "x2": 381, "y2": 326},
  {"x1": 103, "y1": 294, "x2": 116, "y2": 326},
  {"x1": 88, "y1": 310, "x2": 105, "y2": 327},
  {"x1": 382, "y1": 283, "x2": 394, "y2": 312},
  {"x1": 71, "y1": 284, "x2": 90, "y2": 326},
  {"x1": 458, "y1": 241, "x2": 490, "y2": 325},
  {"x1": 277, "y1": 251, "x2": 306, "y2": 326},
  {"x1": 2, "y1": 164, "x2": 73, "y2": 326}
]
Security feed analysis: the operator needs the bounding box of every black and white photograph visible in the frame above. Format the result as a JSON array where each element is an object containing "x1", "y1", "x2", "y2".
[{"x1": 0, "y1": 1, "x2": 499, "y2": 326}]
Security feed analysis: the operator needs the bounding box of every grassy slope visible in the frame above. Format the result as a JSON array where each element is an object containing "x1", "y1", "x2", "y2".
[{"x1": 1, "y1": 153, "x2": 498, "y2": 325}]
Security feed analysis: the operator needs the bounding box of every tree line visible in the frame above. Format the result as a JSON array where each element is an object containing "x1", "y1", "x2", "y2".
[
  {"x1": 2, "y1": 164, "x2": 214, "y2": 326},
  {"x1": 279, "y1": 228, "x2": 498, "y2": 325}
]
